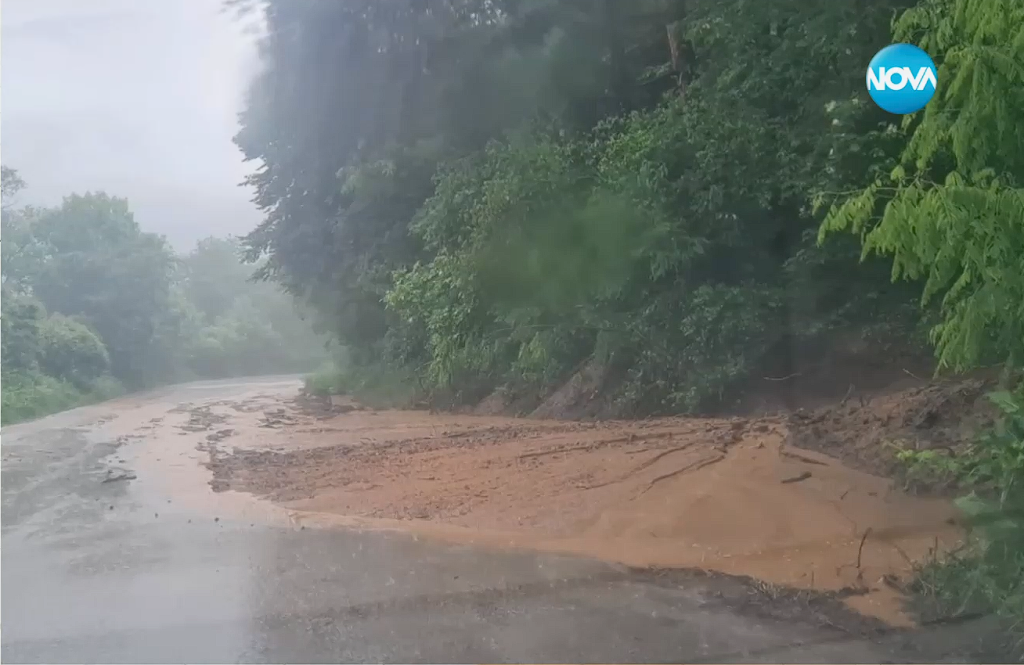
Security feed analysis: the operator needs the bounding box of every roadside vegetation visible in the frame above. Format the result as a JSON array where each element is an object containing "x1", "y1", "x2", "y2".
[
  {"x1": 0, "y1": 166, "x2": 328, "y2": 425},
  {"x1": 233, "y1": 0, "x2": 1023, "y2": 645}
]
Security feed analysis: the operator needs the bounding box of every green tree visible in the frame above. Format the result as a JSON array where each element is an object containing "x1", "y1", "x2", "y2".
[
  {"x1": 37, "y1": 314, "x2": 110, "y2": 388},
  {"x1": 234, "y1": 0, "x2": 929, "y2": 413},
  {"x1": 181, "y1": 237, "x2": 254, "y2": 323},
  {"x1": 1, "y1": 168, "x2": 47, "y2": 292},
  {"x1": 29, "y1": 193, "x2": 177, "y2": 387},
  {"x1": 1, "y1": 166, "x2": 26, "y2": 209},
  {"x1": 1, "y1": 291, "x2": 46, "y2": 373},
  {"x1": 819, "y1": 0, "x2": 1024, "y2": 373}
]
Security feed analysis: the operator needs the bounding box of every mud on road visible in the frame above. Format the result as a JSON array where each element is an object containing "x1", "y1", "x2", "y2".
[{"x1": 159, "y1": 384, "x2": 985, "y2": 628}]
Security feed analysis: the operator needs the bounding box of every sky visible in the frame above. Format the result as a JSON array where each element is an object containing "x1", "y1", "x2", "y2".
[{"x1": 1, "y1": 0, "x2": 263, "y2": 248}]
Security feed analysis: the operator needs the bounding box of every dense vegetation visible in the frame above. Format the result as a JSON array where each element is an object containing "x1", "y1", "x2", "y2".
[
  {"x1": 235, "y1": 0, "x2": 918, "y2": 413},
  {"x1": 1, "y1": 167, "x2": 327, "y2": 424},
  {"x1": 232, "y1": 0, "x2": 1022, "y2": 644}
]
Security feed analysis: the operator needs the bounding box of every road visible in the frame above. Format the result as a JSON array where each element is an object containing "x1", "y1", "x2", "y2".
[{"x1": 0, "y1": 377, "x2": 995, "y2": 663}]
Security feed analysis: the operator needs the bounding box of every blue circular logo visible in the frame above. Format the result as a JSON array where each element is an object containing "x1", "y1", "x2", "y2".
[{"x1": 866, "y1": 44, "x2": 937, "y2": 114}]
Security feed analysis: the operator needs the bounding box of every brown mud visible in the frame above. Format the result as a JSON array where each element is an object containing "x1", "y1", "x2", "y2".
[{"x1": 169, "y1": 381, "x2": 993, "y2": 627}]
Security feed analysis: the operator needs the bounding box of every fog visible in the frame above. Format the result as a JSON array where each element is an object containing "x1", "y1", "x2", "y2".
[{"x1": 1, "y1": 0, "x2": 261, "y2": 247}]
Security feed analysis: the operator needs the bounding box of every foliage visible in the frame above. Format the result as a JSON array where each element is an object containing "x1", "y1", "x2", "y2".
[
  {"x1": 901, "y1": 389, "x2": 1024, "y2": 645},
  {"x1": 178, "y1": 237, "x2": 328, "y2": 378},
  {"x1": 304, "y1": 358, "x2": 421, "y2": 410},
  {"x1": 236, "y1": 0, "x2": 922, "y2": 413},
  {"x1": 819, "y1": 0, "x2": 1024, "y2": 645},
  {"x1": 1, "y1": 279, "x2": 122, "y2": 424},
  {"x1": 1, "y1": 165, "x2": 26, "y2": 207},
  {"x1": 37, "y1": 314, "x2": 110, "y2": 388},
  {"x1": 1, "y1": 370, "x2": 123, "y2": 426},
  {"x1": 616, "y1": 285, "x2": 784, "y2": 414},
  {"x1": 26, "y1": 192, "x2": 179, "y2": 386},
  {"x1": 819, "y1": 0, "x2": 1024, "y2": 373},
  {"x1": 181, "y1": 236, "x2": 255, "y2": 322},
  {"x1": 0, "y1": 169, "x2": 328, "y2": 424},
  {"x1": 1, "y1": 291, "x2": 46, "y2": 373}
]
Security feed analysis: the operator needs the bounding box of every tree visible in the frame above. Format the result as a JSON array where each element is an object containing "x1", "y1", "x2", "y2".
[
  {"x1": 29, "y1": 193, "x2": 177, "y2": 387},
  {"x1": 181, "y1": 236, "x2": 255, "y2": 323},
  {"x1": 1, "y1": 168, "x2": 46, "y2": 291},
  {"x1": 37, "y1": 314, "x2": 110, "y2": 388},
  {"x1": 1, "y1": 166, "x2": 26, "y2": 209},
  {"x1": 234, "y1": 0, "x2": 691, "y2": 357},
  {"x1": 820, "y1": 0, "x2": 1024, "y2": 373},
  {"x1": 1, "y1": 291, "x2": 46, "y2": 373}
]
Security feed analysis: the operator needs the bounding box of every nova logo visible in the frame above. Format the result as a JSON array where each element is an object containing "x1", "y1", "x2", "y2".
[{"x1": 866, "y1": 44, "x2": 937, "y2": 114}]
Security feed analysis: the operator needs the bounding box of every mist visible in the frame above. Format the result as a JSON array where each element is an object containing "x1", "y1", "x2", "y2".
[
  {"x1": 1, "y1": 0, "x2": 330, "y2": 423},
  {"x1": 1, "y1": 0, "x2": 261, "y2": 248}
]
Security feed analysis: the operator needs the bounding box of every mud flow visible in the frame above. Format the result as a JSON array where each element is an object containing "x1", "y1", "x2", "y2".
[{"x1": 124, "y1": 382, "x2": 988, "y2": 628}]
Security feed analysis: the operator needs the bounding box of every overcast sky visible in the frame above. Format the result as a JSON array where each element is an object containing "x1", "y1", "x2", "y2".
[{"x1": 2, "y1": 0, "x2": 263, "y2": 248}]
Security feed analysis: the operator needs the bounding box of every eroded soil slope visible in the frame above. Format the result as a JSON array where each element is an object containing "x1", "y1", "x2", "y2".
[{"x1": 184, "y1": 382, "x2": 990, "y2": 625}]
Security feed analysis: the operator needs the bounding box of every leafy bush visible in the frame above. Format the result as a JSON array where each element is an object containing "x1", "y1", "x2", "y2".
[
  {"x1": 1, "y1": 291, "x2": 46, "y2": 372},
  {"x1": 37, "y1": 314, "x2": 110, "y2": 387},
  {"x1": 305, "y1": 362, "x2": 343, "y2": 397},
  {"x1": 304, "y1": 359, "x2": 420, "y2": 409},
  {"x1": 0, "y1": 370, "x2": 123, "y2": 425},
  {"x1": 902, "y1": 389, "x2": 1024, "y2": 648},
  {"x1": 615, "y1": 285, "x2": 784, "y2": 415}
]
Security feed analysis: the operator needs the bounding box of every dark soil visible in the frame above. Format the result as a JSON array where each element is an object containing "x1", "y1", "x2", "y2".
[{"x1": 785, "y1": 378, "x2": 998, "y2": 484}]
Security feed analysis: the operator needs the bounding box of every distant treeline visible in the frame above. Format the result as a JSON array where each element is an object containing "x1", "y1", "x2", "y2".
[{"x1": 1, "y1": 167, "x2": 328, "y2": 424}]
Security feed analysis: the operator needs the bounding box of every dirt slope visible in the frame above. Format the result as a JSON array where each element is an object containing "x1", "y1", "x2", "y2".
[{"x1": 190, "y1": 382, "x2": 988, "y2": 626}]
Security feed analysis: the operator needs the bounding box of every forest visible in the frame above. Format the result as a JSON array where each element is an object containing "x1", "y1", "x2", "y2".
[
  {"x1": 230, "y1": 0, "x2": 1023, "y2": 642},
  {"x1": 0, "y1": 166, "x2": 327, "y2": 424}
]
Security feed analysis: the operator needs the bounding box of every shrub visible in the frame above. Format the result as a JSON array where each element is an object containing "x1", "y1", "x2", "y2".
[
  {"x1": 37, "y1": 314, "x2": 110, "y2": 388},
  {"x1": 304, "y1": 358, "x2": 420, "y2": 409},
  {"x1": 901, "y1": 388, "x2": 1024, "y2": 649},
  {"x1": 1, "y1": 291, "x2": 45, "y2": 372}
]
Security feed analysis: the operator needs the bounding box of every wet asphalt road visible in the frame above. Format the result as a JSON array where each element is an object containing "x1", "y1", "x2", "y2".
[{"x1": 0, "y1": 377, "x2": 995, "y2": 663}]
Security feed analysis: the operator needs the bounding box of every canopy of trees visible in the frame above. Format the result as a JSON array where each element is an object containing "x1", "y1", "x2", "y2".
[
  {"x1": 235, "y1": 0, "x2": 925, "y2": 412},
  {"x1": 1, "y1": 172, "x2": 328, "y2": 423}
]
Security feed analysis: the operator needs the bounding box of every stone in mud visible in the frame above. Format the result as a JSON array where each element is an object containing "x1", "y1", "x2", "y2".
[{"x1": 102, "y1": 467, "x2": 137, "y2": 483}]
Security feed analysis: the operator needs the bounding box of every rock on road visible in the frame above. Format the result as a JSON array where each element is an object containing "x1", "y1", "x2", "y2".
[{"x1": 0, "y1": 377, "x2": 993, "y2": 663}]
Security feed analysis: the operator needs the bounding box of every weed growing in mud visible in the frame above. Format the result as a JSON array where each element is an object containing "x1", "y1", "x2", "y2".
[
  {"x1": 305, "y1": 362, "x2": 344, "y2": 397},
  {"x1": 900, "y1": 390, "x2": 1024, "y2": 651}
]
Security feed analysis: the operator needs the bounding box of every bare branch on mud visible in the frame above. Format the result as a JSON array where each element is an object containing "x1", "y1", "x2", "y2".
[
  {"x1": 580, "y1": 442, "x2": 700, "y2": 490},
  {"x1": 781, "y1": 471, "x2": 813, "y2": 484},
  {"x1": 516, "y1": 431, "x2": 678, "y2": 461},
  {"x1": 638, "y1": 454, "x2": 726, "y2": 496},
  {"x1": 780, "y1": 450, "x2": 828, "y2": 466},
  {"x1": 856, "y1": 527, "x2": 873, "y2": 570},
  {"x1": 763, "y1": 372, "x2": 802, "y2": 381}
]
